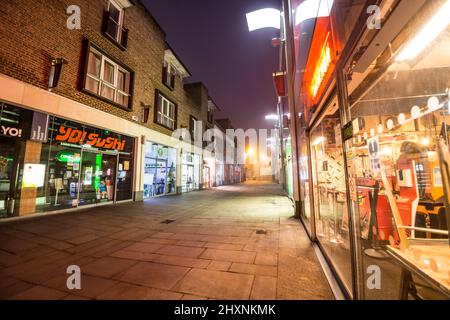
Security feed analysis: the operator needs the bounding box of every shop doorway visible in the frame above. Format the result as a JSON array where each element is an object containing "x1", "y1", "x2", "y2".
[
  {"x1": 0, "y1": 136, "x2": 16, "y2": 217},
  {"x1": 203, "y1": 166, "x2": 211, "y2": 189},
  {"x1": 182, "y1": 164, "x2": 195, "y2": 192},
  {"x1": 78, "y1": 150, "x2": 117, "y2": 206}
]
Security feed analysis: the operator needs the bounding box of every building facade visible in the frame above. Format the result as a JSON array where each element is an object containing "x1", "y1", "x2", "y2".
[
  {"x1": 284, "y1": 0, "x2": 450, "y2": 299},
  {"x1": 0, "y1": 0, "x2": 220, "y2": 218}
]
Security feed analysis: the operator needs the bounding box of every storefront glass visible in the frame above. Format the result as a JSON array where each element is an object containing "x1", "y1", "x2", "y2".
[
  {"x1": 182, "y1": 152, "x2": 200, "y2": 192},
  {"x1": 344, "y1": 0, "x2": 450, "y2": 299},
  {"x1": 0, "y1": 102, "x2": 135, "y2": 218},
  {"x1": 143, "y1": 142, "x2": 176, "y2": 198},
  {"x1": 310, "y1": 94, "x2": 353, "y2": 294}
]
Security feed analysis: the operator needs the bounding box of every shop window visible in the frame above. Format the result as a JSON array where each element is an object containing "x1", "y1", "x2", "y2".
[
  {"x1": 155, "y1": 91, "x2": 177, "y2": 130},
  {"x1": 102, "y1": 0, "x2": 128, "y2": 49},
  {"x1": 162, "y1": 62, "x2": 176, "y2": 90},
  {"x1": 310, "y1": 94, "x2": 353, "y2": 294},
  {"x1": 143, "y1": 142, "x2": 177, "y2": 198},
  {"x1": 345, "y1": 0, "x2": 450, "y2": 300},
  {"x1": 84, "y1": 45, "x2": 133, "y2": 110}
]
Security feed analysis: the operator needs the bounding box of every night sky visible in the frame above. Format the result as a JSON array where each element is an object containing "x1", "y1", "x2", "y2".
[{"x1": 142, "y1": 0, "x2": 281, "y2": 130}]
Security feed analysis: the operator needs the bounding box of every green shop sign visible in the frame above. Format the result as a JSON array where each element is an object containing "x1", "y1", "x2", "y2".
[{"x1": 56, "y1": 150, "x2": 81, "y2": 163}]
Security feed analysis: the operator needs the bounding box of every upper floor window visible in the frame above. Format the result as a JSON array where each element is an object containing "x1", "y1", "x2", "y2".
[
  {"x1": 162, "y1": 62, "x2": 176, "y2": 90},
  {"x1": 190, "y1": 115, "x2": 198, "y2": 138},
  {"x1": 103, "y1": 0, "x2": 128, "y2": 49},
  {"x1": 155, "y1": 92, "x2": 176, "y2": 130},
  {"x1": 83, "y1": 45, "x2": 132, "y2": 110},
  {"x1": 207, "y1": 110, "x2": 214, "y2": 123}
]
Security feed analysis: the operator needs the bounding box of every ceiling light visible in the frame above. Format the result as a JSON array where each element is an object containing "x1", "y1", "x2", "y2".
[
  {"x1": 312, "y1": 136, "x2": 325, "y2": 146},
  {"x1": 396, "y1": 0, "x2": 450, "y2": 61},
  {"x1": 295, "y1": 0, "x2": 334, "y2": 26}
]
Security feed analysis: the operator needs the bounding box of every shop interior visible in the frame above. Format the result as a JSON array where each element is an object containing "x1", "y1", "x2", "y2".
[{"x1": 347, "y1": 7, "x2": 450, "y2": 298}]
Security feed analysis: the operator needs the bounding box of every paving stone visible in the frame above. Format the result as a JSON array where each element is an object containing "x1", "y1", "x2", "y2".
[
  {"x1": 200, "y1": 249, "x2": 256, "y2": 264},
  {"x1": 181, "y1": 294, "x2": 208, "y2": 300},
  {"x1": 154, "y1": 255, "x2": 210, "y2": 269},
  {"x1": 97, "y1": 282, "x2": 182, "y2": 300},
  {"x1": 250, "y1": 276, "x2": 277, "y2": 300},
  {"x1": 229, "y1": 263, "x2": 277, "y2": 277},
  {"x1": 122, "y1": 242, "x2": 164, "y2": 254},
  {"x1": 204, "y1": 242, "x2": 244, "y2": 251},
  {"x1": 176, "y1": 240, "x2": 206, "y2": 247},
  {"x1": 142, "y1": 238, "x2": 178, "y2": 245},
  {"x1": 118, "y1": 262, "x2": 190, "y2": 290},
  {"x1": 151, "y1": 232, "x2": 175, "y2": 239},
  {"x1": 82, "y1": 257, "x2": 137, "y2": 278},
  {"x1": 43, "y1": 274, "x2": 118, "y2": 299},
  {"x1": 110, "y1": 250, "x2": 159, "y2": 262},
  {"x1": 0, "y1": 279, "x2": 34, "y2": 299},
  {"x1": 255, "y1": 252, "x2": 278, "y2": 266},
  {"x1": 156, "y1": 245, "x2": 205, "y2": 258},
  {"x1": 175, "y1": 269, "x2": 254, "y2": 300},
  {"x1": 207, "y1": 261, "x2": 232, "y2": 271},
  {"x1": 7, "y1": 285, "x2": 68, "y2": 300}
]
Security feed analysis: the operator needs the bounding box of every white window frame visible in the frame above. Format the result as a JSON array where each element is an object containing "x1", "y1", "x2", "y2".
[
  {"x1": 157, "y1": 94, "x2": 176, "y2": 130},
  {"x1": 85, "y1": 47, "x2": 131, "y2": 108},
  {"x1": 108, "y1": 0, "x2": 125, "y2": 43},
  {"x1": 163, "y1": 62, "x2": 177, "y2": 88}
]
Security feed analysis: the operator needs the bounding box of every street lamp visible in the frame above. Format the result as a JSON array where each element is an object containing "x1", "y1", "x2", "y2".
[{"x1": 265, "y1": 114, "x2": 278, "y2": 121}]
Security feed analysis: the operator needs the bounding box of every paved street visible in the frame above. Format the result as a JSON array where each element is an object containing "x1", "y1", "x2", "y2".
[{"x1": 0, "y1": 181, "x2": 333, "y2": 300}]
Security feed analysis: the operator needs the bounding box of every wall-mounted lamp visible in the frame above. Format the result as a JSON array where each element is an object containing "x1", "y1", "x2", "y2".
[{"x1": 48, "y1": 58, "x2": 67, "y2": 89}]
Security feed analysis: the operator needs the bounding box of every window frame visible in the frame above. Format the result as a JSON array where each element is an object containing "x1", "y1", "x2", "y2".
[
  {"x1": 154, "y1": 90, "x2": 177, "y2": 131},
  {"x1": 107, "y1": 0, "x2": 124, "y2": 43},
  {"x1": 81, "y1": 40, "x2": 134, "y2": 111},
  {"x1": 162, "y1": 62, "x2": 176, "y2": 90},
  {"x1": 189, "y1": 115, "x2": 198, "y2": 139}
]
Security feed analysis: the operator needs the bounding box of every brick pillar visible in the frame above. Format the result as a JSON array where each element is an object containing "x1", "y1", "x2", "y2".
[{"x1": 19, "y1": 140, "x2": 42, "y2": 216}]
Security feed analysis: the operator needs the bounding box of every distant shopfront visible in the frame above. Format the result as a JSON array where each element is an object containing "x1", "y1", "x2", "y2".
[
  {"x1": 181, "y1": 152, "x2": 200, "y2": 192},
  {"x1": 143, "y1": 142, "x2": 176, "y2": 198},
  {"x1": 0, "y1": 102, "x2": 135, "y2": 218}
]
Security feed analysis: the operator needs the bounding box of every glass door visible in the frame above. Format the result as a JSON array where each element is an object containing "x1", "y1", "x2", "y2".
[
  {"x1": 78, "y1": 150, "x2": 116, "y2": 206},
  {"x1": 155, "y1": 159, "x2": 167, "y2": 195},
  {"x1": 0, "y1": 137, "x2": 15, "y2": 217},
  {"x1": 309, "y1": 94, "x2": 353, "y2": 295}
]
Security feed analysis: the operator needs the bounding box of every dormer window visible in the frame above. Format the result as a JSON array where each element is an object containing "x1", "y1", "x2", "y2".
[
  {"x1": 103, "y1": 0, "x2": 129, "y2": 49},
  {"x1": 163, "y1": 62, "x2": 176, "y2": 90}
]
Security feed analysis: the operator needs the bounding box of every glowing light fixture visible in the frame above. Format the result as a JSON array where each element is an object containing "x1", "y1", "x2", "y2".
[
  {"x1": 265, "y1": 114, "x2": 279, "y2": 121},
  {"x1": 421, "y1": 138, "x2": 430, "y2": 146},
  {"x1": 246, "y1": 8, "x2": 281, "y2": 32},
  {"x1": 396, "y1": 0, "x2": 450, "y2": 61},
  {"x1": 295, "y1": 0, "x2": 334, "y2": 26}
]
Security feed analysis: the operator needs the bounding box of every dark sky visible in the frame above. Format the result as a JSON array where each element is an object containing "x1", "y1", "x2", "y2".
[{"x1": 142, "y1": 0, "x2": 281, "y2": 130}]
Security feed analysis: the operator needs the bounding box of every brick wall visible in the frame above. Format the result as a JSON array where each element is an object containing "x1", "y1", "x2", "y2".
[{"x1": 0, "y1": 0, "x2": 203, "y2": 138}]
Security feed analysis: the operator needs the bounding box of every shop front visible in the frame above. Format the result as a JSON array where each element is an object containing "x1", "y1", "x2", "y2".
[
  {"x1": 181, "y1": 152, "x2": 200, "y2": 192},
  {"x1": 0, "y1": 102, "x2": 135, "y2": 218},
  {"x1": 291, "y1": 0, "x2": 450, "y2": 299},
  {"x1": 143, "y1": 142, "x2": 176, "y2": 198}
]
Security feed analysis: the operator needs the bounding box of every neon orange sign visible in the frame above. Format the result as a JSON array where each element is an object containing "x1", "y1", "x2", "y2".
[
  {"x1": 55, "y1": 126, "x2": 126, "y2": 151},
  {"x1": 310, "y1": 33, "x2": 332, "y2": 100}
]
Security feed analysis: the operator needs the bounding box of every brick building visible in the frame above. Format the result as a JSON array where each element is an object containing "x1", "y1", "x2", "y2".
[{"x1": 0, "y1": 0, "x2": 216, "y2": 218}]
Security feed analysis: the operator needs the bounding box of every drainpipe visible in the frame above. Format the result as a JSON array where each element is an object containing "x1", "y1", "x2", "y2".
[{"x1": 282, "y1": 0, "x2": 302, "y2": 217}]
